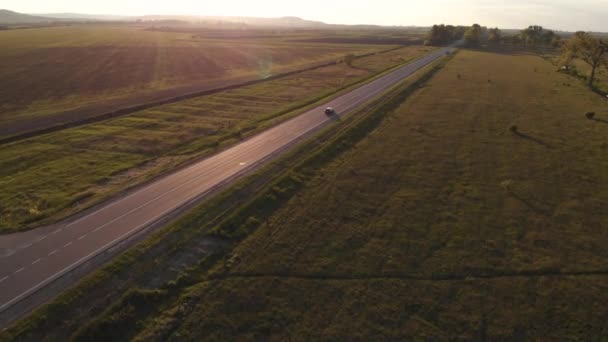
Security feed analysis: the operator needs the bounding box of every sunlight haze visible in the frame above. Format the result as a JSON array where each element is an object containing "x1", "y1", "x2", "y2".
[{"x1": 5, "y1": 0, "x2": 608, "y2": 31}]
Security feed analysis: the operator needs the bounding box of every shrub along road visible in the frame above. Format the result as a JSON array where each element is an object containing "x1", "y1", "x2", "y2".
[{"x1": 0, "y1": 46, "x2": 455, "y2": 324}]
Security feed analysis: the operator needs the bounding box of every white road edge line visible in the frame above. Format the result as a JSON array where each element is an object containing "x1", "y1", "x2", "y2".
[
  {"x1": 63, "y1": 48, "x2": 449, "y2": 230},
  {"x1": 0, "y1": 46, "x2": 455, "y2": 314}
]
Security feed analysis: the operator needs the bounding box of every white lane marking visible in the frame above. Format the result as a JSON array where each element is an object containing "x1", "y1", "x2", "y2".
[
  {"x1": 0, "y1": 276, "x2": 8, "y2": 283},
  {"x1": 3, "y1": 46, "x2": 452, "y2": 300},
  {"x1": 48, "y1": 250, "x2": 58, "y2": 256},
  {"x1": 65, "y1": 130, "x2": 289, "y2": 236},
  {"x1": 0, "y1": 48, "x2": 453, "y2": 312},
  {"x1": 32, "y1": 258, "x2": 41, "y2": 265},
  {"x1": 239, "y1": 162, "x2": 247, "y2": 166},
  {"x1": 63, "y1": 50, "x2": 449, "y2": 231},
  {"x1": 4, "y1": 48, "x2": 451, "y2": 267},
  {"x1": 78, "y1": 234, "x2": 87, "y2": 240},
  {"x1": 15, "y1": 267, "x2": 24, "y2": 274},
  {"x1": 64, "y1": 242, "x2": 72, "y2": 248},
  {"x1": 22, "y1": 243, "x2": 32, "y2": 249}
]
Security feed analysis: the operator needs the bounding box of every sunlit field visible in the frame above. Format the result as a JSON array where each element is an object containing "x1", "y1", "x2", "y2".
[
  {"x1": 0, "y1": 45, "x2": 433, "y2": 232},
  {"x1": 8, "y1": 45, "x2": 608, "y2": 340},
  {"x1": 0, "y1": 24, "x2": 398, "y2": 136},
  {"x1": 134, "y1": 49, "x2": 608, "y2": 340}
]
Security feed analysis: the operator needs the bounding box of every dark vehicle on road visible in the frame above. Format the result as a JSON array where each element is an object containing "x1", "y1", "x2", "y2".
[{"x1": 324, "y1": 107, "x2": 335, "y2": 115}]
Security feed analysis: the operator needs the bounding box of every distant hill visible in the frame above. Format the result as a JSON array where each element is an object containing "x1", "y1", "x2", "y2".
[
  {"x1": 36, "y1": 13, "x2": 129, "y2": 21},
  {"x1": 136, "y1": 15, "x2": 329, "y2": 28},
  {"x1": 0, "y1": 9, "x2": 56, "y2": 24},
  {"x1": 0, "y1": 10, "x2": 330, "y2": 28}
]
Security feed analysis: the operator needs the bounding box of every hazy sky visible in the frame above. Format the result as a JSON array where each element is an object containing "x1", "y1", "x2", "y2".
[{"x1": 6, "y1": 0, "x2": 608, "y2": 32}]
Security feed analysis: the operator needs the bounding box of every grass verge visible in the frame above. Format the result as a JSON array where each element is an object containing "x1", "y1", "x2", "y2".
[
  {"x1": 0, "y1": 46, "x2": 435, "y2": 233},
  {"x1": 0, "y1": 53, "x2": 448, "y2": 341}
]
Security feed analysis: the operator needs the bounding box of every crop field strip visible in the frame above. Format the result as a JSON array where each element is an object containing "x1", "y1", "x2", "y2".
[
  {"x1": 0, "y1": 25, "x2": 392, "y2": 132},
  {"x1": 0, "y1": 45, "x2": 433, "y2": 232}
]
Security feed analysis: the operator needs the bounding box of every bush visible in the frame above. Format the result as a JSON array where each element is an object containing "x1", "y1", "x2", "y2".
[
  {"x1": 509, "y1": 125, "x2": 518, "y2": 133},
  {"x1": 585, "y1": 112, "x2": 595, "y2": 120},
  {"x1": 344, "y1": 54, "x2": 356, "y2": 67}
]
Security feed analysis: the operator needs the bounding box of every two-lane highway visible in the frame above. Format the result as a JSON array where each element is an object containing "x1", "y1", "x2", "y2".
[{"x1": 0, "y1": 46, "x2": 455, "y2": 320}]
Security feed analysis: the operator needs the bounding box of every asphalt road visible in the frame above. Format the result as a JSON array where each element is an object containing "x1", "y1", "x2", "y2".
[{"x1": 0, "y1": 46, "x2": 454, "y2": 317}]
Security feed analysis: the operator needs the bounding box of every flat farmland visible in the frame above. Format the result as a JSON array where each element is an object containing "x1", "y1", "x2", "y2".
[
  {"x1": 0, "y1": 45, "x2": 433, "y2": 232},
  {"x1": 122, "y1": 49, "x2": 606, "y2": 340},
  {"x1": 0, "y1": 25, "x2": 393, "y2": 136},
  {"x1": 12, "y1": 48, "x2": 608, "y2": 340}
]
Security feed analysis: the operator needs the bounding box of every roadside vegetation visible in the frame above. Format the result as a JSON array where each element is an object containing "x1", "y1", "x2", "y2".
[{"x1": 0, "y1": 45, "x2": 434, "y2": 232}]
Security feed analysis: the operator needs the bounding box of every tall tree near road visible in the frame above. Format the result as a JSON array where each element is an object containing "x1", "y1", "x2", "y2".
[
  {"x1": 562, "y1": 32, "x2": 608, "y2": 87},
  {"x1": 488, "y1": 27, "x2": 502, "y2": 44},
  {"x1": 464, "y1": 24, "x2": 482, "y2": 46},
  {"x1": 425, "y1": 24, "x2": 465, "y2": 45}
]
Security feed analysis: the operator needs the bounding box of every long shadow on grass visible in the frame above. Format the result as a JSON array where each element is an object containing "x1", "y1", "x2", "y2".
[
  {"x1": 592, "y1": 117, "x2": 608, "y2": 124},
  {"x1": 513, "y1": 131, "x2": 552, "y2": 149},
  {"x1": 509, "y1": 191, "x2": 552, "y2": 217}
]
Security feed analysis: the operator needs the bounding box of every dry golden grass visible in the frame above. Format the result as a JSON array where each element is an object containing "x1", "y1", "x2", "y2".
[{"x1": 140, "y1": 49, "x2": 608, "y2": 340}]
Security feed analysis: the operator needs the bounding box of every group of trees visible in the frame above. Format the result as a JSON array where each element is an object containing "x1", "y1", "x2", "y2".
[
  {"x1": 425, "y1": 22, "x2": 606, "y2": 89},
  {"x1": 425, "y1": 23, "x2": 501, "y2": 47},
  {"x1": 488, "y1": 27, "x2": 502, "y2": 44},
  {"x1": 463, "y1": 25, "x2": 559, "y2": 47},
  {"x1": 562, "y1": 31, "x2": 608, "y2": 87},
  {"x1": 425, "y1": 24, "x2": 466, "y2": 45},
  {"x1": 518, "y1": 25, "x2": 561, "y2": 47}
]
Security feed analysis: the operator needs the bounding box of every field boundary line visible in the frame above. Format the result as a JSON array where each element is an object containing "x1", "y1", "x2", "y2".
[
  {"x1": 0, "y1": 46, "x2": 407, "y2": 144},
  {"x1": 212, "y1": 269, "x2": 608, "y2": 282}
]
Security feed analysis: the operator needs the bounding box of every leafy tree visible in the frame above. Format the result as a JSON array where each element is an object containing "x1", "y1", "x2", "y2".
[
  {"x1": 344, "y1": 54, "x2": 355, "y2": 67},
  {"x1": 464, "y1": 24, "x2": 482, "y2": 46},
  {"x1": 562, "y1": 31, "x2": 608, "y2": 87},
  {"x1": 426, "y1": 24, "x2": 465, "y2": 45},
  {"x1": 519, "y1": 25, "x2": 558, "y2": 47},
  {"x1": 488, "y1": 27, "x2": 502, "y2": 44}
]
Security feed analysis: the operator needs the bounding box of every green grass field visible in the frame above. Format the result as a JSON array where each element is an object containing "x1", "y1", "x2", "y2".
[
  {"x1": 0, "y1": 45, "x2": 433, "y2": 232},
  {"x1": 570, "y1": 59, "x2": 608, "y2": 93},
  {"x1": 544, "y1": 51, "x2": 608, "y2": 93},
  {"x1": 0, "y1": 25, "x2": 394, "y2": 133},
  {"x1": 133, "y1": 49, "x2": 606, "y2": 339}
]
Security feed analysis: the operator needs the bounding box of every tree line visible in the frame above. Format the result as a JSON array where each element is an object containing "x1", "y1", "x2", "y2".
[
  {"x1": 425, "y1": 24, "x2": 561, "y2": 47},
  {"x1": 425, "y1": 23, "x2": 607, "y2": 89}
]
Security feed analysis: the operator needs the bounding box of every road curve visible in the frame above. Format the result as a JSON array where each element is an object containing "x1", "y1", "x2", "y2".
[{"x1": 0, "y1": 46, "x2": 454, "y2": 318}]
